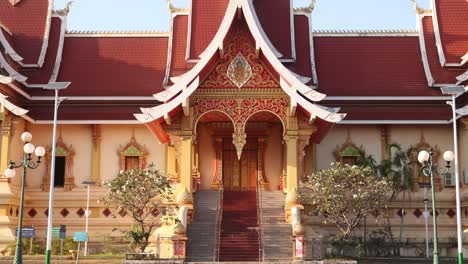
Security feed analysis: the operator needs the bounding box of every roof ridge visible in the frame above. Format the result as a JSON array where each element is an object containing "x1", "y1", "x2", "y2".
[
  {"x1": 66, "y1": 30, "x2": 169, "y2": 35},
  {"x1": 313, "y1": 29, "x2": 417, "y2": 34}
]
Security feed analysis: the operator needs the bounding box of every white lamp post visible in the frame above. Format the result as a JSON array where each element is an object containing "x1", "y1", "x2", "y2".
[
  {"x1": 441, "y1": 85, "x2": 467, "y2": 264},
  {"x1": 42, "y1": 82, "x2": 69, "y2": 264},
  {"x1": 82, "y1": 180, "x2": 96, "y2": 256}
]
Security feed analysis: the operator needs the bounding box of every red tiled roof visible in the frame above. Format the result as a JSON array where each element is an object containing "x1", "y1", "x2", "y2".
[
  {"x1": 340, "y1": 105, "x2": 451, "y2": 121},
  {"x1": 27, "y1": 104, "x2": 143, "y2": 121},
  {"x1": 0, "y1": 0, "x2": 49, "y2": 64},
  {"x1": 287, "y1": 15, "x2": 313, "y2": 84},
  {"x1": 28, "y1": 36, "x2": 169, "y2": 97},
  {"x1": 315, "y1": 36, "x2": 442, "y2": 96},
  {"x1": 253, "y1": 0, "x2": 292, "y2": 59},
  {"x1": 1, "y1": 25, "x2": 15, "y2": 51},
  {"x1": 170, "y1": 15, "x2": 192, "y2": 79},
  {"x1": 434, "y1": 0, "x2": 468, "y2": 63},
  {"x1": 21, "y1": 17, "x2": 61, "y2": 84},
  {"x1": 422, "y1": 16, "x2": 464, "y2": 83},
  {"x1": 189, "y1": 0, "x2": 229, "y2": 59}
]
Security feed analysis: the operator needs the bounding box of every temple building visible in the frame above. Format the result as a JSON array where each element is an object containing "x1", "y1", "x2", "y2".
[{"x1": 0, "y1": 0, "x2": 467, "y2": 260}]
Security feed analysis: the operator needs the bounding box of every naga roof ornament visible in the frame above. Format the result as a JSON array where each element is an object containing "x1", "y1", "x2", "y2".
[{"x1": 8, "y1": 0, "x2": 22, "y2": 6}]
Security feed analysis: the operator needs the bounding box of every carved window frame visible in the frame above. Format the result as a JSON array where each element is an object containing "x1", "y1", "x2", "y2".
[
  {"x1": 333, "y1": 135, "x2": 364, "y2": 166},
  {"x1": 118, "y1": 136, "x2": 147, "y2": 171},
  {"x1": 407, "y1": 135, "x2": 443, "y2": 192},
  {"x1": 42, "y1": 137, "x2": 75, "y2": 191}
]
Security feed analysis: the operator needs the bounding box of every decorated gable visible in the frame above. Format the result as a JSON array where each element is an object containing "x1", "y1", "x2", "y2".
[{"x1": 200, "y1": 20, "x2": 279, "y2": 89}]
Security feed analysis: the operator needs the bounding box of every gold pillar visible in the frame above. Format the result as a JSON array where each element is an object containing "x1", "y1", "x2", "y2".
[
  {"x1": 460, "y1": 118, "x2": 468, "y2": 188},
  {"x1": 0, "y1": 110, "x2": 15, "y2": 247},
  {"x1": 211, "y1": 137, "x2": 223, "y2": 190},
  {"x1": 257, "y1": 137, "x2": 269, "y2": 190},
  {"x1": 285, "y1": 133, "x2": 298, "y2": 193},
  {"x1": 297, "y1": 131, "x2": 313, "y2": 182},
  {"x1": 280, "y1": 139, "x2": 287, "y2": 192},
  {"x1": 180, "y1": 136, "x2": 194, "y2": 192},
  {"x1": 0, "y1": 111, "x2": 12, "y2": 175},
  {"x1": 169, "y1": 135, "x2": 182, "y2": 182},
  {"x1": 91, "y1": 124, "x2": 101, "y2": 185},
  {"x1": 380, "y1": 125, "x2": 391, "y2": 161},
  {"x1": 191, "y1": 138, "x2": 200, "y2": 191}
]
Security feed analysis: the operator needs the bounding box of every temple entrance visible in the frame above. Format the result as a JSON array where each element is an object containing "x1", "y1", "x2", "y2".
[{"x1": 222, "y1": 137, "x2": 258, "y2": 191}]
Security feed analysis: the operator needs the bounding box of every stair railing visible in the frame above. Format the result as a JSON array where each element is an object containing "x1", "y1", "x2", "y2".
[
  {"x1": 256, "y1": 175, "x2": 265, "y2": 261},
  {"x1": 213, "y1": 187, "x2": 223, "y2": 261}
]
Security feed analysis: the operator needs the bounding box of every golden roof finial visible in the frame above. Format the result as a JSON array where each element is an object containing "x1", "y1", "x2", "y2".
[
  {"x1": 294, "y1": 0, "x2": 315, "y2": 13},
  {"x1": 165, "y1": 0, "x2": 189, "y2": 13},
  {"x1": 410, "y1": 0, "x2": 431, "y2": 15},
  {"x1": 345, "y1": 128, "x2": 352, "y2": 143},
  {"x1": 53, "y1": 1, "x2": 74, "y2": 16}
]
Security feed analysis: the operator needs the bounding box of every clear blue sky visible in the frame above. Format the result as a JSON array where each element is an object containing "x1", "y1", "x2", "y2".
[{"x1": 55, "y1": 0, "x2": 430, "y2": 31}]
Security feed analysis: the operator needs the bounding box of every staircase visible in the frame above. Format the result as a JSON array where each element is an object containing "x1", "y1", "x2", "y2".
[
  {"x1": 219, "y1": 191, "x2": 260, "y2": 262},
  {"x1": 261, "y1": 191, "x2": 292, "y2": 261},
  {"x1": 186, "y1": 191, "x2": 221, "y2": 262}
]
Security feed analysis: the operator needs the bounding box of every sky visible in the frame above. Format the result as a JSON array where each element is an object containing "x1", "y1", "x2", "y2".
[{"x1": 54, "y1": 0, "x2": 431, "y2": 32}]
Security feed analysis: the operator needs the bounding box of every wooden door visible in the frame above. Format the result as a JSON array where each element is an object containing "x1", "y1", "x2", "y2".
[{"x1": 222, "y1": 138, "x2": 258, "y2": 191}]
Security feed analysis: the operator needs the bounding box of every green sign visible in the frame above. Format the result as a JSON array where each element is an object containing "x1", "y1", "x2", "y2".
[{"x1": 46, "y1": 225, "x2": 66, "y2": 239}]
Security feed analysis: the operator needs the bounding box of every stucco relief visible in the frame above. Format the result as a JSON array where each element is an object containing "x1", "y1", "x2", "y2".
[
  {"x1": 191, "y1": 97, "x2": 289, "y2": 159},
  {"x1": 199, "y1": 20, "x2": 279, "y2": 89}
]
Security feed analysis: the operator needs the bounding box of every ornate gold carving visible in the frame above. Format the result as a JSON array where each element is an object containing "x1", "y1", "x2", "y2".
[
  {"x1": 232, "y1": 129, "x2": 247, "y2": 160},
  {"x1": 333, "y1": 129, "x2": 364, "y2": 165},
  {"x1": 285, "y1": 188, "x2": 302, "y2": 209},
  {"x1": 192, "y1": 97, "x2": 289, "y2": 137},
  {"x1": 293, "y1": 223, "x2": 306, "y2": 236},
  {"x1": 176, "y1": 188, "x2": 194, "y2": 205},
  {"x1": 227, "y1": 52, "x2": 252, "y2": 88},
  {"x1": 173, "y1": 222, "x2": 186, "y2": 236},
  {"x1": 199, "y1": 21, "x2": 279, "y2": 89},
  {"x1": 257, "y1": 137, "x2": 269, "y2": 190},
  {"x1": 169, "y1": 135, "x2": 183, "y2": 165},
  {"x1": 211, "y1": 138, "x2": 223, "y2": 190},
  {"x1": 408, "y1": 131, "x2": 443, "y2": 192},
  {"x1": 91, "y1": 124, "x2": 102, "y2": 185},
  {"x1": 42, "y1": 135, "x2": 76, "y2": 191},
  {"x1": 117, "y1": 134, "x2": 148, "y2": 171}
]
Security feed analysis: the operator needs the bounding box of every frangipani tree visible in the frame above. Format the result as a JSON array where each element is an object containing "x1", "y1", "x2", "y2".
[
  {"x1": 103, "y1": 164, "x2": 172, "y2": 252},
  {"x1": 301, "y1": 163, "x2": 391, "y2": 241}
]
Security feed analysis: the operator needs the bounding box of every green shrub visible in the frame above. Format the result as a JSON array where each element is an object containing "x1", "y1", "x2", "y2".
[
  {"x1": 51, "y1": 238, "x2": 78, "y2": 255},
  {"x1": 5, "y1": 239, "x2": 45, "y2": 255}
]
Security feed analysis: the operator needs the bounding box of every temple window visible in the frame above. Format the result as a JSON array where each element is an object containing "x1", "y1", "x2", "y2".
[
  {"x1": 407, "y1": 133, "x2": 443, "y2": 192},
  {"x1": 54, "y1": 156, "x2": 66, "y2": 187},
  {"x1": 42, "y1": 136, "x2": 75, "y2": 191},
  {"x1": 334, "y1": 130, "x2": 364, "y2": 166},
  {"x1": 118, "y1": 135, "x2": 147, "y2": 171}
]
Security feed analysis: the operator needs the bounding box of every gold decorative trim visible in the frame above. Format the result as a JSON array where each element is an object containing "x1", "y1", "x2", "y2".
[
  {"x1": 117, "y1": 133, "x2": 148, "y2": 171},
  {"x1": 333, "y1": 129, "x2": 364, "y2": 163},
  {"x1": 42, "y1": 134, "x2": 75, "y2": 191}
]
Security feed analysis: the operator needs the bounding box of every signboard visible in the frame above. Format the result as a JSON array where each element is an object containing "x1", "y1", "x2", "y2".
[
  {"x1": 74, "y1": 232, "x2": 88, "y2": 242},
  {"x1": 174, "y1": 241, "x2": 185, "y2": 256},
  {"x1": 46, "y1": 225, "x2": 66, "y2": 239},
  {"x1": 16, "y1": 227, "x2": 35, "y2": 238},
  {"x1": 295, "y1": 236, "x2": 304, "y2": 258}
]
